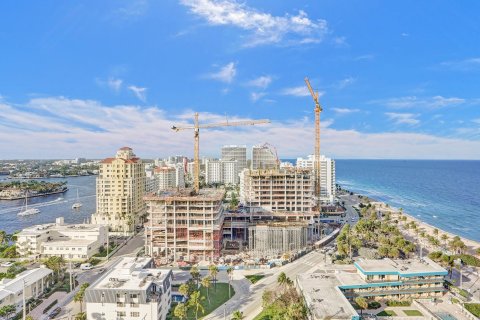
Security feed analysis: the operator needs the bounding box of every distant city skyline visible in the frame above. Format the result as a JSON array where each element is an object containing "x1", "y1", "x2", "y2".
[{"x1": 1, "y1": 1, "x2": 480, "y2": 159}]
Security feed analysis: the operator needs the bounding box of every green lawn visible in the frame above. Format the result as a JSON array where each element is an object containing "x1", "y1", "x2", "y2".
[
  {"x1": 245, "y1": 274, "x2": 265, "y2": 284},
  {"x1": 377, "y1": 310, "x2": 397, "y2": 316},
  {"x1": 404, "y1": 310, "x2": 423, "y2": 316},
  {"x1": 464, "y1": 304, "x2": 480, "y2": 318},
  {"x1": 169, "y1": 282, "x2": 235, "y2": 320}
]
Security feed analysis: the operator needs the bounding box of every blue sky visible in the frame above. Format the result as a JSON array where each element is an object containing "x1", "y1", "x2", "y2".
[{"x1": 1, "y1": 0, "x2": 480, "y2": 159}]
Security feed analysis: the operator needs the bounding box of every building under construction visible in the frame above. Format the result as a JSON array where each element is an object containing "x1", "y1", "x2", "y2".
[
  {"x1": 144, "y1": 188, "x2": 225, "y2": 264},
  {"x1": 239, "y1": 167, "x2": 315, "y2": 213},
  {"x1": 248, "y1": 221, "x2": 309, "y2": 258}
]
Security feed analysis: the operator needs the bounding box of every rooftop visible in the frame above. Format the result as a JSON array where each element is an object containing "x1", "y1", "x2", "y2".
[
  {"x1": 144, "y1": 188, "x2": 225, "y2": 202},
  {"x1": 18, "y1": 221, "x2": 104, "y2": 236},
  {"x1": 90, "y1": 257, "x2": 171, "y2": 291},
  {"x1": 354, "y1": 257, "x2": 448, "y2": 277},
  {"x1": 297, "y1": 270, "x2": 358, "y2": 320},
  {"x1": 0, "y1": 267, "x2": 53, "y2": 298}
]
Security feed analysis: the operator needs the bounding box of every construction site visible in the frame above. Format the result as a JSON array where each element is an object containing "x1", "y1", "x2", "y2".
[
  {"x1": 144, "y1": 188, "x2": 225, "y2": 264},
  {"x1": 142, "y1": 77, "x2": 341, "y2": 265}
]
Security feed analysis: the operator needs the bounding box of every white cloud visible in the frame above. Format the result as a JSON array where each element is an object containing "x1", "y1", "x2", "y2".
[
  {"x1": 385, "y1": 112, "x2": 420, "y2": 125},
  {"x1": 281, "y1": 86, "x2": 324, "y2": 97},
  {"x1": 128, "y1": 85, "x2": 147, "y2": 102},
  {"x1": 114, "y1": 0, "x2": 149, "y2": 19},
  {"x1": 247, "y1": 76, "x2": 272, "y2": 89},
  {"x1": 207, "y1": 62, "x2": 237, "y2": 83},
  {"x1": 333, "y1": 36, "x2": 348, "y2": 47},
  {"x1": 1, "y1": 97, "x2": 480, "y2": 159},
  {"x1": 107, "y1": 77, "x2": 123, "y2": 92},
  {"x1": 335, "y1": 77, "x2": 356, "y2": 89},
  {"x1": 250, "y1": 92, "x2": 266, "y2": 102},
  {"x1": 180, "y1": 0, "x2": 328, "y2": 47},
  {"x1": 354, "y1": 54, "x2": 375, "y2": 61},
  {"x1": 375, "y1": 96, "x2": 466, "y2": 109},
  {"x1": 473, "y1": 118, "x2": 480, "y2": 124},
  {"x1": 332, "y1": 107, "x2": 360, "y2": 115},
  {"x1": 440, "y1": 57, "x2": 480, "y2": 71},
  {"x1": 401, "y1": 32, "x2": 409, "y2": 37}
]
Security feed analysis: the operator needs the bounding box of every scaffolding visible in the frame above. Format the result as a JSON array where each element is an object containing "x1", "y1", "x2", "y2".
[
  {"x1": 248, "y1": 221, "x2": 309, "y2": 259},
  {"x1": 144, "y1": 188, "x2": 225, "y2": 264}
]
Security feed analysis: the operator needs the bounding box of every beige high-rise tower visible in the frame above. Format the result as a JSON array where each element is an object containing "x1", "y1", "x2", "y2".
[{"x1": 91, "y1": 147, "x2": 146, "y2": 234}]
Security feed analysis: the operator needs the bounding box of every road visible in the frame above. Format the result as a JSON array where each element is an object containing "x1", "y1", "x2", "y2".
[
  {"x1": 338, "y1": 193, "x2": 361, "y2": 225},
  {"x1": 204, "y1": 246, "x2": 334, "y2": 320}
]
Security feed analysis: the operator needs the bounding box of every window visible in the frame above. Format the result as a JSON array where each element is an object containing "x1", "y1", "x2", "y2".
[
  {"x1": 131, "y1": 312, "x2": 140, "y2": 317},
  {"x1": 130, "y1": 302, "x2": 139, "y2": 307},
  {"x1": 116, "y1": 311, "x2": 126, "y2": 316},
  {"x1": 130, "y1": 293, "x2": 138, "y2": 299}
]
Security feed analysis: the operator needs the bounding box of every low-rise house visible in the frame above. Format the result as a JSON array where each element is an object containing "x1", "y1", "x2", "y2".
[
  {"x1": 84, "y1": 257, "x2": 172, "y2": 320},
  {"x1": 0, "y1": 267, "x2": 53, "y2": 313},
  {"x1": 16, "y1": 217, "x2": 107, "y2": 261}
]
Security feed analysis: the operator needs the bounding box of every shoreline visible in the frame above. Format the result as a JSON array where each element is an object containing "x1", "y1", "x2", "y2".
[
  {"x1": 357, "y1": 195, "x2": 480, "y2": 255},
  {"x1": 0, "y1": 188, "x2": 68, "y2": 200}
]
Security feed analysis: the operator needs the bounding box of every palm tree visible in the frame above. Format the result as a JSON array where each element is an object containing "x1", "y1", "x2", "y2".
[
  {"x1": 441, "y1": 234, "x2": 449, "y2": 249},
  {"x1": 188, "y1": 291, "x2": 205, "y2": 320},
  {"x1": 0, "y1": 231, "x2": 6, "y2": 245},
  {"x1": 190, "y1": 266, "x2": 201, "y2": 286},
  {"x1": 75, "y1": 312, "x2": 86, "y2": 320},
  {"x1": 74, "y1": 283, "x2": 90, "y2": 313},
  {"x1": 277, "y1": 272, "x2": 288, "y2": 288},
  {"x1": 231, "y1": 310, "x2": 245, "y2": 320},
  {"x1": 201, "y1": 276, "x2": 211, "y2": 304},
  {"x1": 208, "y1": 264, "x2": 219, "y2": 289},
  {"x1": 179, "y1": 283, "x2": 190, "y2": 298},
  {"x1": 174, "y1": 303, "x2": 188, "y2": 320},
  {"x1": 227, "y1": 267, "x2": 234, "y2": 298},
  {"x1": 355, "y1": 297, "x2": 368, "y2": 316},
  {"x1": 286, "y1": 302, "x2": 306, "y2": 320}
]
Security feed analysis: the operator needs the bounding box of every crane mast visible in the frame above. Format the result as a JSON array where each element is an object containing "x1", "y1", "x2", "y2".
[
  {"x1": 304, "y1": 77, "x2": 323, "y2": 208},
  {"x1": 172, "y1": 112, "x2": 270, "y2": 193}
]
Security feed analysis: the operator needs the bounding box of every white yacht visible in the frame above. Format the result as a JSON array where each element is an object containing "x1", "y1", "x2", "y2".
[
  {"x1": 72, "y1": 188, "x2": 82, "y2": 210},
  {"x1": 18, "y1": 194, "x2": 40, "y2": 216}
]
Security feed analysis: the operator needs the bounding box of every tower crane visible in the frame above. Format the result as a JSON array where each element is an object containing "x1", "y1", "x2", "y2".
[
  {"x1": 172, "y1": 112, "x2": 270, "y2": 193},
  {"x1": 304, "y1": 77, "x2": 323, "y2": 208}
]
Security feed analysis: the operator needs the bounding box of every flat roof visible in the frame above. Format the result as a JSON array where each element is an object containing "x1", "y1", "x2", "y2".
[
  {"x1": 90, "y1": 257, "x2": 171, "y2": 291},
  {"x1": 144, "y1": 188, "x2": 225, "y2": 201},
  {"x1": 41, "y1": 238, "x2": 97, "y2": 247},
  {"x1": 0, "y1": 267, "x2": 53, "y2": 294},
  {"x1": 354, "y1": 257, "x2": 448, "y2": 277},
  {"x1": 297, "y1": 271, "x2": 358, "y2": 320},
  {"x1": 19, "y1": 222, "x2": 103, "y2": 236}
]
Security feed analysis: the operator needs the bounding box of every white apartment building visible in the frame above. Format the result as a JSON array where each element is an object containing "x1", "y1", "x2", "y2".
[
  {"x1": 155, "y1": 167, "x2": 176, "y2": 190},
  {"x1": 239, "y1": 168, "x2": 315, "y2": 213},
  {"x1": 16, "y1": 217, "x2": 108, "y2": 261},
  {"x1": 145, "y1": 166, "x2": 158, "y2": 193},
  {"x1": 221, "y1": 145, "x2": 247, "y2": 172},
  {"x1": 252, "y1": 145, "x2": 278, "y2": 170},
  {"x1": 205, "y1": 159, "x2": 238, "y2": 185},
  {"x1": 0, "y1": 267, "x2": 53, "y2": 313},
  {"x1": 296, "y1": 155, "x2": 336, "y2": 202},
  {"x1": 174, "y1": 163, "x2": 186, "y2": 188},
  {"x1": 205, "y1": 159, "x2": 223, "y2": 184},
  {"x1": 91, "y1": 147, "x2": 146, "y2": 234},
  {"x1": 222, "y1": 160, "x2": 238, "y2": 185},
  {"x1": 85, "y1": 257, "x2": 172, "y2": 320}
]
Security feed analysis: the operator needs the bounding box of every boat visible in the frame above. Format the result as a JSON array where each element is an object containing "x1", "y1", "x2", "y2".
[
  {"x1": 72, "y1": 189, "x2": 82, "y2": 210},
  {"x1": 18, "y1": 194, "x2": 40, "y2": 216}
]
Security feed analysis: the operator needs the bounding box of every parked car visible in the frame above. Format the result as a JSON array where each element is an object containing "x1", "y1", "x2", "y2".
[
  {"x1": 0, "y1": 261, "x2": 13, "y2": 267},
  {"x1": 80, "y1": 263, "x2": 93, "y2": 270},
  {"x1": 48, "y1": 307, "x2": 61, "y2": 319}
]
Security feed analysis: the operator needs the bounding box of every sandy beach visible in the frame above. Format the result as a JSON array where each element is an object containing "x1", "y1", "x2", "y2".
[{"x1": 369, "y1": 200, "x2": 480, "y2": 255}]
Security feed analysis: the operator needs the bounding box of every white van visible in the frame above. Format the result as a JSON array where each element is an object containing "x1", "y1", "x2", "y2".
[{"x1": 80, "y1": 263, "x2": 93, "y2": 270}]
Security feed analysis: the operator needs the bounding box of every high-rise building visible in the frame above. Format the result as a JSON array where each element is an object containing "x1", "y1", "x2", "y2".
[
  {"x1": 221, "y1": 145, "x2": 247, "y2": 172},
  {"x1": 222, "y1": 160, "x2": 238, "y2": 185},
  {"x1": 91, "y1": 147, "x2": 146, "y2": 234},
  {"x1": 252, "y1": 145, "x2": 278, "y2": 170},
  {"x1": 239, "y1": 168, "x2": 315, "y2": 213},
  {"x1": 144, "y1": 189, "x2": 225, "y2": 263},
  {"x1": 205, "y1": 159, "x2": 223, "y2": 184},
  {"x1": 296, "y1": 155, "x2": 336, "y2": 202},
  {"x1": 205, "y1": 159, "x2": 238, "y2": 185},
  {"x1": 155, "y1": 167, "x2": 176, "y2": 190},
  {"x1": 174, "y1": 163, "x2": 185, "y2": 188}
]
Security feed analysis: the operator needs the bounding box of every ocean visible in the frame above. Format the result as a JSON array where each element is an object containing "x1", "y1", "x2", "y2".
[
  {"x1": 335, "y1": 160, "x2": 480, "y2": 242},
  {"x1": 1, "y1": 160, "x2": 479, "y2": 242}
]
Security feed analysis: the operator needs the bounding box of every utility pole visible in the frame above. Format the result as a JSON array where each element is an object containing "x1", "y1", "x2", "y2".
[
  {"x1": 69, "y1": 261, "x2": 72, "y2": 292},
  {"x1": 22, "y1": 279, "x2": 26, "y2": 320}
]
